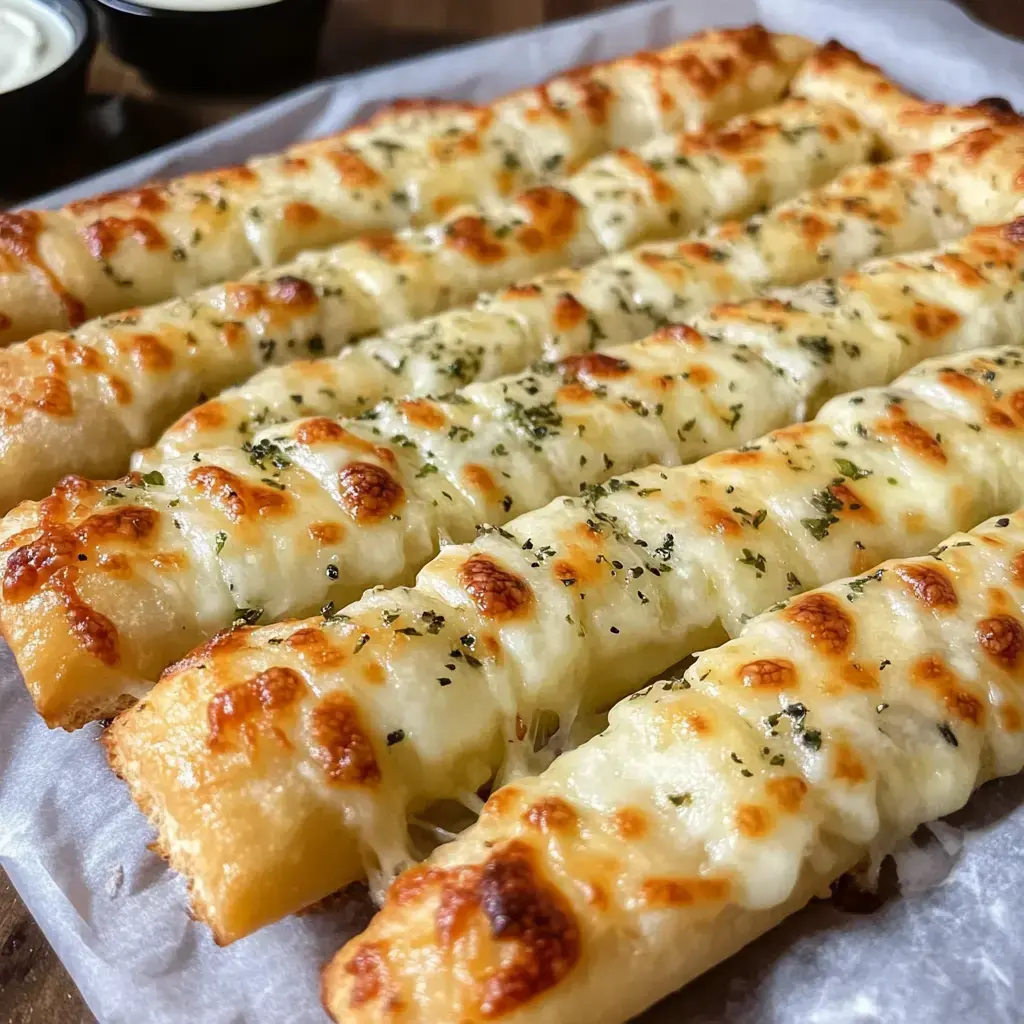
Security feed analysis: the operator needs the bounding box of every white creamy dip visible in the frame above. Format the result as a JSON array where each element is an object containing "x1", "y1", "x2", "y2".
[
  {"x1": 134, "y1": 0, "x2": 282, "y2": 10},
  {"x1": 0, "y1": 0, "x2": 76, "y2": 94}
]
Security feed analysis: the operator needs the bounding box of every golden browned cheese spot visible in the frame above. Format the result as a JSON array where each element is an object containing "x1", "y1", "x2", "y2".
[
  {"x1": 686, "y1": 363, "x2": 715, "y2": 388},
  {"x1": 1010, "y1": 391, "x2": 1024, "y2": 423},
  {"x1": 83, "y1": 216, "x2": 167, "y2": 260},
  {"x1": 1000, "y1": 705, "x2": 1023, "y2": 732},
  {"x1": 459, "y1": 554, "x2": 532, "y2": 620},
  {"x1": 283, "y1": 201, "x2": 322, "y2": 227},
  {"x1": 309, "y1": 691, "x2": 381, "y2": 786},
  {"x1": 514, "y1": 187, "x2": 582, "y2": 254},
  {"x1": 97, "y1": 552, "x2": 131, "y2": 578},
  {"x1": 386, "y1": 863, "x2": 447, "y2": 907},
  {"x1": 938, "y1": 369, "x2": 985, "y2": 396},
  {"x1": 84, "y1": 505, "x2": 159, "y2": 544},
  {"x1": 3, "y1": 506, "x2": 157, "y2": 601},
  {"x1": 122, "y1": 332, "x2": 174, "y2": 372},
  {"x1": 608, "y1": 807, "x2": 647, "y2": 840},
  {"x1": 611, "y1": 150, "x2": 674, "y2": 204},
  {"x1": 36, "y1": 475, "x2": 99, "y2": 526},
  {"x1": 225, "y1": 284, "x2": 267, "y2": 317},
  {"x1": 361, "y1": 661, "x2": 384, "y2": 685},
  {"x1": 911, "y1": 303, "x2": 960, "y2": 340},
  {"x1": 959, "y1": 127, "x2": 1000, "y2": 165},
  {"x1": 399, "y1": 398, "x2": 446, "y2": 430},
  {"x1": 206, "y1": 666, "x2": 306, "y2": 751},
  {"x1": 308, "y1": 521, "x2": 344, "y2": 544},
  {"x1": 358, "y1": 231, "x2": 413, "y2": 263},
  {"x1": 444, "y1": 215, "x2": 507, "y2": 265},
  {"x1": 267, "y1": 274, "x2": 318, "y2": 311},
  {"x1": 54, "y1": 577, "x2": 119, "y2": 666},
  {"x1": 829, "y1": 483, "x2": 878, "y2": 524},
  {"x1": 159, "y1": 624, "x2": 252, "y2": 678},
  {"x1": 556, "y1": 382, "x2": 594, "y2": 404},
  {"x1": 327, "y1": 150, "x2": 383, "y2": 187},
  {"x1": 552, "y1": 292, "x2": 587, "y2": 332},
  {"x1": 107, "y1": 373, "x2": 132, "y2": 405},
  {"x1": 785, "y1": 593, "x2": 852, "y2": 657},
  {"x1": 558, "y1": 352, "x2": 630, "y2": 381},
  {"x1": 934, "y1": 253, "x2": 985, "y2": 289},
  {"x1": 0, "y1": 212, "x2": 87, "y2": 326},
  {"x1": 1001, "y1": 217, "x2": 1024, "y2": 245},
  {"x1": 482, "y1": 784, "x2": 524, "y2": 821},
  {"x1": 285, "y1": 626, "x2": 347, "y2": 669},
  {"x1": 504, "y1": 283, "x2": 542, "y2": 300},
  {"x1": 582, "y1": 881, "x2": 608, "y2": 911},
  {"x1": 765, "y1": 776, "x2": 808, "y2": 813},
  {"x1": 463, "y1": 463, "x2": 501, "y2": 501},
  {"x1": 977, "y1": 615, "x2": 1024, "y2": 669},
  {"x1": 67, "y1": 184, "x2": 170, "y2": 216},
  {"x1": 912, "y1": 655, "x2": 984, "y2": 725},
  {"x1": 740, "y1": 658, "x2": 795, "y2": 690},
  {"x1": 344, "y1": 942, "x2": 394, "y2": 1009},
  {"x1": 522, "y1": 797, "x2": 578, "y2": 834},
  {"x1": 338, "y1": 462, "x2": 404, "y2": 523},
  {"x1": 839, "y1": 662, "x2": 878, "y2": 692},
  {"x1": 735, "y1": 803, "x2": 773, "y2": 838},
  {"x1": 476, "y1": 841, "x2": 580, "y2": 1019},
  {"x1": 188, "y1": 466, "x2": 290, "y2": 522},
  {"x1": 708, "y1": 449, "x2": 763, "y2": 469},
  {"x1": 666, "y1": 706, "x2": 714, "y2": 737},
  {"x1": 23, "y1": 374, "x2": 73, "y2": 418},
  {"x1": 436, "y1": 868, "x2": 484, "y2": 948},
  {"x1": 832, "y1": 742, "x2": 868, "y2": 784},
  {"x1": 3, "y1": 526, "x2": 78, "y2": 601},
  {"x1": 1012, "y1": 551, "x2": 1024, "y2": 588},
  {"x1": 292, "y1": 417, "x2": 344, "y2": 446},
  {"x1": 697, "y1": 496, "x2": 742, "y2": 537},
  {"x1": 894, "y1": 563, "x2": 958, "y2": 609},
  {"x1": 639, "y1": 875, "x2": 731, "y2": 908},
  {"x1": 152, "y1": 552, "x2": 186, "y2": 571},
  {"x1": 173, "y1": 400, "x2": 227, "y2": 434}
]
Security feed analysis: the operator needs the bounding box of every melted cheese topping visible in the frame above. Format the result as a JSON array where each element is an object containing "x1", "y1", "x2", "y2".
[
  {"x1": 0, "y1": 27, "x2": 815, "y2": 344},
  {"x1": 322, "y1": 508, "x2": 1024, "y2": 1022},
  {"x1": 149, "y1": 128, "x2": 1024, "y2": 469},
  {"x1": 0, "y1": 97, "x2": 878, "y2": 516},
  {"x1": 103, "y1": 337, "x2": 1024, "y2": 942},
  {"x1": 9, "y1": 218, "x2": 1023, "y2": 730}
]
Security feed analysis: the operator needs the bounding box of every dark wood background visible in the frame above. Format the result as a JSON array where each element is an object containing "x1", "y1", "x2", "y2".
[{"x1": 2, "y1": 0, "x2": 1022, "y2": 1020}]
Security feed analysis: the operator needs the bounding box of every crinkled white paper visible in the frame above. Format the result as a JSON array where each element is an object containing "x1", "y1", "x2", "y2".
[{"x1": 4, "y1": 2, "x2": 1024, "y2": 1021}]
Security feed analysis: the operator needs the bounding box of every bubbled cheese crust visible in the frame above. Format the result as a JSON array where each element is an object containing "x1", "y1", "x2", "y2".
[
  {"x1": 147, "y1": 122, "x2": 1024, "y2": 467},
  {"x1": 0, "y1": 96, "x2": 880, "y2": 514},
  {"x1": 105, "y1": 341, "x2": 1024, "y2": 942},
  {"x1": 321, "y1": 508, "x2": 1024, "y2": 1024},
  {"x1": 0, "y1": 27, "x2": 815, "y2": 345},
  {"x1": 8, "y1": 221, "x2": 1024, "y2": 730}
]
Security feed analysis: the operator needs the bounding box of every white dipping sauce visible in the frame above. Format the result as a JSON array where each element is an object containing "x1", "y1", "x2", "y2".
[
  {"x1": 0, "y1": 0, "x2": 76, "y2": 93},
  {"x1": 136, "y1": 0, "x2": 283, "y2": 9}
]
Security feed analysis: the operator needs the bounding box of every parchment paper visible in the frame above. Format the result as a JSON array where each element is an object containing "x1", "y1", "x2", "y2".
[{"x1": 4, "y1": 2, "x2": 1024, "y2": 1021}]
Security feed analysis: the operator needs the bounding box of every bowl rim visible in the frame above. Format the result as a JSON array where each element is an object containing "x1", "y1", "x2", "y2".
[
  {"x1": 0, "y1": 0, "x2": 97, "y2": 100},
  {"x1": 91, "y1": 0, "x2": 295, "y2": 19}
]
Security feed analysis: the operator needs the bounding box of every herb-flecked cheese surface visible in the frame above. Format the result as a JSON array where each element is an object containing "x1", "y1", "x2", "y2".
[{"x1": 105, "y1": 338, "x2": 1024, "y2": 943}]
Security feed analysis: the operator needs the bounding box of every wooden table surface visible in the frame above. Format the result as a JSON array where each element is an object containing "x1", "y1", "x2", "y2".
[{"x1": 2, "y1": 0, "x2": 1023, "y2": 1020}]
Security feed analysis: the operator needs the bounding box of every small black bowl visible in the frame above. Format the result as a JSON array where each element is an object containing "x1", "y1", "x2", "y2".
[
  {"x1": 92, "y1": 0, "x2": 329, "y2": 95},
  {"x1": 0, "y1": 0, "x2": 97, "y2": 190}
]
